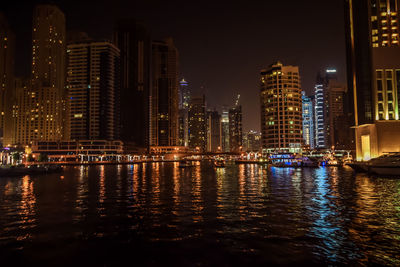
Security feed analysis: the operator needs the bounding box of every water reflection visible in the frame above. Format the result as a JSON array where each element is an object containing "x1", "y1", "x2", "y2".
[{"x1": 0, "y1": 163, "x2": 399, "y2": 265}]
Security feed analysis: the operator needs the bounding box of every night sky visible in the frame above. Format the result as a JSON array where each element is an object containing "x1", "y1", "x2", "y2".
[{"x1": 1, "y1": 0, "x2": 346, "y2": 132}]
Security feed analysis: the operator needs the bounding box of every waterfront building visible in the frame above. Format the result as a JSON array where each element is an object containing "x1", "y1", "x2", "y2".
[
  {"x1": 229, "y1": 105, "x2": 242, "y2": 152},
  {"x1": 150, "y1": 38, "x2": 179, "y2": 147},
  {"x1": 326, "y1": 80, "x2": 347, "y2": 149},
  {"x1": 206, "y1": 110, "x2": 221, "y2": 152},
  {"x1": 345, "y1": 0, "x2": 400, "y2": 160},
  {"x1": 221, "y1": 107, "x2": 230, "y2": 152},
  {"x1": 243, "y1": 130, "x2": 261, "y2": 152},
  {"x1": 260, "y1": 61, "x2": 302, "y2": 153},
  {"x1": 67, "y1": 40, "x2": 120, "y2": 141},
  {"x1": 188, "y1": 95, "x2": 206, "y2": 152},
  {"x1": 0, "y1": 14, "x2": 15, "y2": 147},
  {"x1": 178, "y1": 78, "x2": 190, "y2": 146},
  {"x1": 302, "y1": 92, "x2": 315, "y2": 149},
  {"x1": 114, "y1": 20, "x2": 151, "y2": 150},
  {"x1": 25, "y1": 5, "x2": 66, "y2": 143},
  {"x1": 14, "y1": 5, "x2": 67, "y2": 145}
]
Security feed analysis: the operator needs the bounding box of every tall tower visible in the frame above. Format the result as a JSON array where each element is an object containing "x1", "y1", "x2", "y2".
[
  {"x1": 114, "y1": 20, "x2": 151, "y2": 151},
  {"x1": 206, "y1": 110, "x2": 221, "y2": 152},
  {"x1": 0, "y1": 13, "x2": 15, "y2": 147},
  {"x1": 221, "y1": 107, "x2": 230, "y2": 152},
  {"x1": 345, "y1": 0, "x2": 400, "y2": 124},
  {"x1": 178, "y1": 78, "x2": 190, "y2": 146},
  {"x1": 151, "y1": 38, "x2": 179, "y2": 147},
  {"x1": 67, "y1": 40, "x2": 120, "y2": 141},
  {"x1": 229, "y1": 104, "x2": 242, "y2": 152},
  {"x1": 302, "y1": 92, "x2": 314, "y2": 149},
  {"x1": 29, "y1": 5, "x2": 66, "y2": 142},
  {"x1": 188, "y1": 95, "x2": 206, "y2": 152},
  {"x1": 260, "y1": 61, "x2": 303, "y2": 153}
]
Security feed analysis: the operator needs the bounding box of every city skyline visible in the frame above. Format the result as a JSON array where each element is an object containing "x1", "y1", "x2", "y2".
[{"x1": 1, "y1": 0, "x2": 347, "y2": 132}]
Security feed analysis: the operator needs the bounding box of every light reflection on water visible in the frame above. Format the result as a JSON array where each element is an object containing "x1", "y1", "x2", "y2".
[{"x1": 0, "y1": 162, "x2": 399, "y2": 265}]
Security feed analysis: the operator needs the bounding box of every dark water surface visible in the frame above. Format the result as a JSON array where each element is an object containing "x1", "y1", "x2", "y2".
[{"x1": 1, "y1": 162, "x2": 400, "y2": 266}]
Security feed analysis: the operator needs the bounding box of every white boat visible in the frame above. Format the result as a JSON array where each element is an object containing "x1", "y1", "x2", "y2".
[{"x1": 368, "y1": 153, "x2": 400, "y2": 176}]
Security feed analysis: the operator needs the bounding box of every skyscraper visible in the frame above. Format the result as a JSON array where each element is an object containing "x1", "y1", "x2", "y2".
[
  {"x1": 188, "y1": 95, "x2": 206, "y2": 152},
  {"x1": 150, "y1": 38, "x2": 179, "y2": 147},
  {"x1": 221, "y1": 107, "x2": 230, "y2": 152},
  {"x1": 0, "y1": 13, "x2": 15, "y2": 147},
  {"x1": 114, "y1": 20, "x2": 151, "y2": 150},
  {"x1": 260, "y1": 61, "x2": 302, "y2": 153},
  {"x1": 206, "y1": 110, "x2": 221, "y2": 152},
  {"x1": 302, "y1": 92, "x2": 315, "y2": 149},
  {"x1": 345, "y1": 0, "x2": 400, "y2": 159},
  {"x1": 345, "y1": 0, "x2": 400, "y2": 124},
  {"x1": 326, "y1": 80, "x2": 347, "y2": 148},
  {"x1": 28, "y1": 4, "x2": 66, "y2": 143},
  {"x1": 229, "y1": 105, "x2": 242, "y2": 152},
  {"x1": 67, "y1": 40, "x2": 120, "y2": 141},
  {"x1": 178, "y1": 78, "x2": 190, "y2": 146}
]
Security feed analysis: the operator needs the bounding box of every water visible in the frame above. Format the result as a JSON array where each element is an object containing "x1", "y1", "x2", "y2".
[{"x1": 0, "y1": 162, "x2": 400, "y2": 266}]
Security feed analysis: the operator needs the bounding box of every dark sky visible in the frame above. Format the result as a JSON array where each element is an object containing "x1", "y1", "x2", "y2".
[{"x1": 1, "y1": 0, "x2": 347, "y2": 132}]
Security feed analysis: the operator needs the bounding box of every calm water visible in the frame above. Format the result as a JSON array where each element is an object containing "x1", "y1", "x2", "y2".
[{"x1": 1, "y1": 162, "x2": 400, "y2": 266}]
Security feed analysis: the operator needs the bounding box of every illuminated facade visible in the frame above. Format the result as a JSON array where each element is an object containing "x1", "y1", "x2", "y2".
[
  {"x1": 229, "y1": 105, "x2": 242, "y2": 152},
  {"x1": 302, "y1": 92, "x2": 314, "y2": 149},
  {"x1": 345, "y1": 0, "x2": 400, "y2": 160},
  {"x1": 243, "y1": 130, "x2": 261, "y2": 152},
  {"x1": 0, "y1": 14, "x2": 15, "y2": 147},
  {"x1": 188, "y1": 95, "x2": 206, "y2": 152},
  {"x1": 114, "y1": 20, "x2": 151, "y2": 150},
  {"x1": 150, "y1": 38, "x2": 179, "y2": 147},
  {"x1": 260, "y1": 61, "x2": 302, "y2": 153},
  {"x1": 178, "y1": 78, "x2": 190, "y2": 146},
  {"x1": 221, "y1": 107, "x2": 230, "y2": 152},
  {"x1": 206, "y1": 110, "x2": 221, "y2": 152},
  {"x1": 67, "y1": 40, "x2": 120, "y2": 141},
  {"x1": 21, "y1": 5, "x2": 66, "y2": 144}
]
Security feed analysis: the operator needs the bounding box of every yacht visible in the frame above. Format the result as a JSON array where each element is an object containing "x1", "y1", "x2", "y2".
[
  {"x1": 368, "y1": 153, "x2": 400, "y2": 176},
  {"x1": 213, "y1": 159, "x2": 226, "y2": 168}
]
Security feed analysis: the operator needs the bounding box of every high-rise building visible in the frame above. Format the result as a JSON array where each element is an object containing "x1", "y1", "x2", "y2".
[
  {"x1": 25, "y1": 5, "x2": 66, "y2": 143},
  {"x1": 114, "y1": 20, "x2": 151, "y2": 150},
  {"x1": 345, "y1": 0, "x2": 400, "y2": 160},
  {"x1": 206, "y1": 110, "x2": 221, "y2": 152},
  {"x1": 260, "y1": 61, "x2": 302, "y2": 153},
  {"x1": 178, "y1": 78, "x2": 190, "y2": 146},
  {"x1": 228, "y1": 105, "x2": 242, "y2": 152},
  {"x1": 150, "y1": 38, "x2": 179, "y2": 147},
  {"x1": 188, "y1": 95, "x2": 206, "y2": 152},
  {"x1": 67, "y1": 40, "x2": 120, "y2": 141},
  {"x1": 12, "y1": 79, "x2": 31, "y2": 145},
  {"x1": 221, "y1": 107, "x2": 230, "y2": 152},
  {"x1": 345, "y1": 0, "x2": 400, "y2": 123},
  {"x1": 0, "y1": 14, "x2": 15, "y2": 147},
  {"x1": 326, "y1": 80, "x2": 347, "y2": 148},
  {"x1": 302, "y1": 92, "x2": 315, "y2": 149},
  {"x1": 243, "y1": 130, "x2": 261, "y2": 152}
]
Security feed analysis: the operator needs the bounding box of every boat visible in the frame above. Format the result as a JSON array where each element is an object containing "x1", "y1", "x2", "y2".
[
  {"x1": 213, "y1": 159, "x2": 225, "y2": 168},
  {"x1": 301, "y1": 157, "x2": 319, "y2": 167},
  {"x1": 178, "y1": 159, "x2": 193, "y2": 168},
  {"x1": 269, "y1": 153, "x2": 301, "y2": 167},
  {"x1": 367, "y1": 153, "x2": 400, "y2": 176}
]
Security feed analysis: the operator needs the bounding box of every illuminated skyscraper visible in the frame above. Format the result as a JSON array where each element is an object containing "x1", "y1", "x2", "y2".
[
  {"x1": 302, "y1": 92, "x2": 314, "y2": 149},
  {"x1": 67, "y1": 40, "x2": 120, "y2": 140},
  {"x1": 229, "y1": 105, "x2": 242, "y2": 152},
  {"x1": 345, "y1": 0, "x2": 400, "y2": 123},
  {"x1": 178, "y1": 78, "x2": 190, "y2": 146},
  {"x1": 150, "y1": 38, "x2": 179, "y2": 147},
  {"x1": 206, "y1": 110, "x2": 221, "y2": 152},
  {"x1": 114, "y1": 20, "x2": 151, "y2": 150},
  {"x1": 188, "y1": 95, "x2": 206, "y2": 152},
  {"x1": 260, "y1": 61, "x2": 302, "y2": 153},
  {"x1": 27, "y1": 5, "x2": 66, "y2": 143},
  {"x1": 345, "y1": 0, "x2": 400, "y2": 160},
  {"x1": 0, "y1": 13, "x2": 15, "y2": 147},
  {"x1": 221, "y1": 107, "x2": 230, "y2": 152}
]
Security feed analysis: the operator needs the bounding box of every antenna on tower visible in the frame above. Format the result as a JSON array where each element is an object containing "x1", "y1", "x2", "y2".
[{"x1": 235, "y1": 94, "x2": 240, "y2": 106}]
